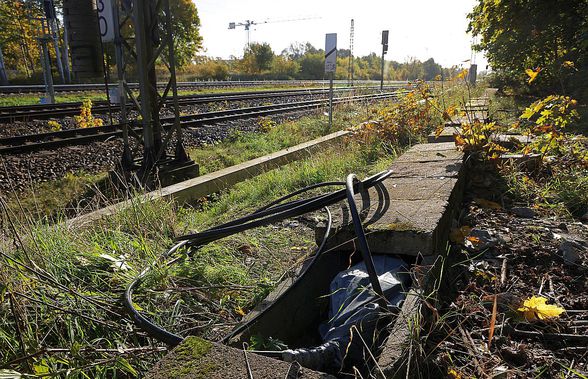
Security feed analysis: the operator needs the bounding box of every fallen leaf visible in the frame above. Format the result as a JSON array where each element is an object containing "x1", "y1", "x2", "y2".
[
  {"x1": 449, "y1": 226, "x2": 472, "y2": 243},
  {"x1": 448, "y1": 368, "x2": 462, "y2": 379},
  {"x1": 562, "y1": 61, "x2": 575, "y2": 69},
  {"x1": 466, "y1": 236, "x2": 481, "y2": 244},
  {"x1": 518, "y1": 296, "x2": 565, "y2": 321},
  {"x1": 234, "y1": 306, "x2": 246, "y2": 317}
]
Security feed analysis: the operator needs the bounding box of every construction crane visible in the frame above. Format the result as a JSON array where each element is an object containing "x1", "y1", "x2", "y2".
[{"x1": 228, "y1": 17, "x2": 320, "y2": 49}]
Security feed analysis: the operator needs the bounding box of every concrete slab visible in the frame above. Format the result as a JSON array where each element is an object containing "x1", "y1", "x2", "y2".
[
  {"x1": 315, "y1": 142, "x2": 465, "y2": 257},
  {"x1": 389, "y1": 160, "x2": 462, "y2": 179},
  {"x1": 428, "y1": 127, "x2": 534, "y2": 148},
  {"x1": 146, "y1": 336, "x2": 334, "y2": 379},
  {"x1": 394, "y1": 147, "x2": 462, "y2": 164}
]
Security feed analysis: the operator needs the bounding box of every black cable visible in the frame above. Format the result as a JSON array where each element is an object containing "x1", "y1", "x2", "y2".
[
  {"x1": 345, "y1": 174, "x2": 386, "y2": 306},
  {"x1": 123, "y1": 171, "x2": 392, "y2": 346}
]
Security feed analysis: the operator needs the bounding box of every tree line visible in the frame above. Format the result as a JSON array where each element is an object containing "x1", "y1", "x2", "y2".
[{"x1": 180, "y1": 42, "x2": 462, "y2": 82}]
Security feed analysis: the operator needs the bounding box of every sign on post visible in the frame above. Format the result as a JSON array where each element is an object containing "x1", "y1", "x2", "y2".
[
  {"x1": 325, "y1": 33, "x2": 337, "y2": 129},
  {"x1": 97, "y1": 0, "x2": 115, "y2": 42},
  {"x1": 324, "y1": 33, "x2": 337, "y2": 73}
]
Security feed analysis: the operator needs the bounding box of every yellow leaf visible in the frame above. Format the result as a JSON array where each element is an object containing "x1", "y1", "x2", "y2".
[
  {"x1": 454, "y1": 134, "x2": 466, "y2": 146},
  {"x1": 518, "y1": 296, "x2": 565, "y2": 321},
  {"x1": 457, "y1": 69, "x2": 469, "y2": 80},
  {"x1": 234, "y1": 306, "x2": 246, "y2": 317},
  {"x1": 448, "y1": 368, "x2": 462, "y2": 379},
  {"x1": 562, "y1": 61, "x2": 575, "y2": 69},
  {"x1": 525, "y1": 67, "x2": 542, "y2": 84}
]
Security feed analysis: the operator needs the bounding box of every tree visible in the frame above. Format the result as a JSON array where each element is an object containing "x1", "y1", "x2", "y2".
[
  {"x1": 240, "y1": 42, "x2": 274, "y2": 74},
  {"x1": 169, "y1": 0, "x2": 203, "y2": 67},
  {"x1": 422, "y1": 58, "x2": 442, "y2": 81},
  {"x1": 271, "y1": 56, "x2": 299, "y2": 79},
  {"x1": 468, "y1": 0, "x2": 588, "y2": 95},
  {"x1": 0, "y1": 0, "x2": 40, "y2": 77},
  {"x1": 298, "y1": 52, "x2": 324, "y2": 79}
]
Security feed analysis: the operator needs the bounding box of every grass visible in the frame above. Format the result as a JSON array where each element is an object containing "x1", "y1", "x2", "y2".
[
  {"x1": 0, "y1": 138, "x2": 398, "y2": 377},
  {"x1": 0, "y1": 92, "x2": 413, "y2": 377},
  {"x1": 3, "y1": 171, "x2": 107, "y2": 220},
  {"x1": 189, "y1": 101, "x2": 375, "y2": 174}
]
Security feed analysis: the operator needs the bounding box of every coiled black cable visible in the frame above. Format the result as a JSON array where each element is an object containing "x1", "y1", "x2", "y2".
[{"x1": 123, "y1": 171, "x2": 392, "y2": 347}]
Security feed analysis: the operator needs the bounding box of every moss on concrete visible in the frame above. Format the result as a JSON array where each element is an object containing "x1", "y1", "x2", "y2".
[{"x1": 161, "y1": 337, "x2": 216, "y2": 379}]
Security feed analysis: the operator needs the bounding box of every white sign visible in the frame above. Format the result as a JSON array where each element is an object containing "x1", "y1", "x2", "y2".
[
  {"x1": 97, "y1": 0, "x2": 115, "y2": 43},
  {"x1": 324, "y1": 33, "x2": 337, "y2": 73}
]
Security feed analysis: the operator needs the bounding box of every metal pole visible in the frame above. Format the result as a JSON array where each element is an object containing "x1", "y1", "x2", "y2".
[
  {"x1": 380, "y1": 44, "x2": 385, "y2": 91},
  {"x1": 134, "y1": 0, "x2": 156, "y2": 180},
  {"x1": 112, "y1": 0, "x2": 132, "y2": 169},
  {"x1": 164, "y1": 0, "x2": 189, "y2": 162},
  {"x1": 0, "y1": 46, "x2": 8, "y2": 85},
  {"x1": 40, "y1": 38, "x2": 55, "y2": 103},
  {"x1": 328, "y1": 71, "x2": 333, "y2": 130},
  {"x1": 61, "y1": 18, "x2": 71, "y2": 83},
  {"x1": 49, "y1": 18, "x2": 65, "y2": 83}
]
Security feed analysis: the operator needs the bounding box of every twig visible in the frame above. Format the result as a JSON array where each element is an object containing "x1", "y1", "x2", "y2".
[
  {"x1": 488, "y1": 295, "x2": 498, "y2": 350},
  {"x1": 508, "y1": 328, "x2": 588, "y2": 343},
  {"x1": 500, "y1": 258, "x2": 507, "y2": 286},
  {"x1": 8, "y1": 293, "x2": 29, "y2": 371},
  {"x1": 243, "y1": 342, "x2": 254, "y2": 379},
  {"x1": 350, "y1": 325, "x2": 385, "y2": 378},
  {"x1": 458, "y1": 325, "x2": 485, "y2": 378},
  {"x1": 13, "y1": 291, "x2": 119, "y2": 329}
]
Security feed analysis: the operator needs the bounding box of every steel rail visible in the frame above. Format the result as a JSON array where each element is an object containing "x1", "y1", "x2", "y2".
[
  {"x1": 0, "y1": 92, "x2": 400, "y2": 155},
  {"x1": 0, "y1": 80, "x2": 407, "y2": 95},
  {"x1": 0, "y1": 85, "x2": 405, "y2": 122}
]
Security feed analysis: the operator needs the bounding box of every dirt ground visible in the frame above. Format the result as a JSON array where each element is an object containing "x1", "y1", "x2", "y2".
[{"x1": 426, "y1": 161, "x2": 588, "y2": 378}]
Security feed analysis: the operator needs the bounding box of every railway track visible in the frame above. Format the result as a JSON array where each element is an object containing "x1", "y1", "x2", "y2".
[
  {"x1": 0, "y1": 92, "x2": 400, "y2": 155},
  {"x1": 0, "y1": 80, "x2": 404, "y2": 95},
  {"x1": 0, "y1": 85, "x2": 404, "y2": 122}
]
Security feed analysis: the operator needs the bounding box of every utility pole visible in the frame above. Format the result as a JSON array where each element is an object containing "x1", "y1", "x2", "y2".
[
  {"x1": 348, "y1": 19, "x2": 354, "y2": 86},
  {"x1": 101, "y1": 0, "x2": 196, "y2": 186},
  {"x1": 380, "y1": 30, "x2": 389, "y2": 91}
]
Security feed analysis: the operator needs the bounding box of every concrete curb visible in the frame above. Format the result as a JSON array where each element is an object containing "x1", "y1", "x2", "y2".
[{"x1": 67, "y1": 130, "x2": 349, "y2": 229}]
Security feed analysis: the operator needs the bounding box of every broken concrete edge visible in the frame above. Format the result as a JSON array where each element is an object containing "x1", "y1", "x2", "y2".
[
  {"x1": 66, "y1": 130, "x2": 350, "y2": 229},
  {"x1": 376, "y1": 247, "x2": 457, "y2": 378},
  {"x1": 146, "y1": 336, "x2": 336, "y2": 379}
]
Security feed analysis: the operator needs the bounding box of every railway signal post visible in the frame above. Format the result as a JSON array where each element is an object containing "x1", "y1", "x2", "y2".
[{"x1": 381, "y1": 30, "x2": 389, "y2": 91}]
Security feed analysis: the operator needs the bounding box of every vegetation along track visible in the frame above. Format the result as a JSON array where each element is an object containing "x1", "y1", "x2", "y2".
[
  {"x1": 0, "y1": 92, "x2": 401, "y2": 155},
  {"x1": 0, "y1": 85, "x2": 404, "y2": 122}
]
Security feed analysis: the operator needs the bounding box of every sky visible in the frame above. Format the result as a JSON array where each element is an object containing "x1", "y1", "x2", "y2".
[{"x1": 192, "y1": 0, "x2": 488, "y2": 69}]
